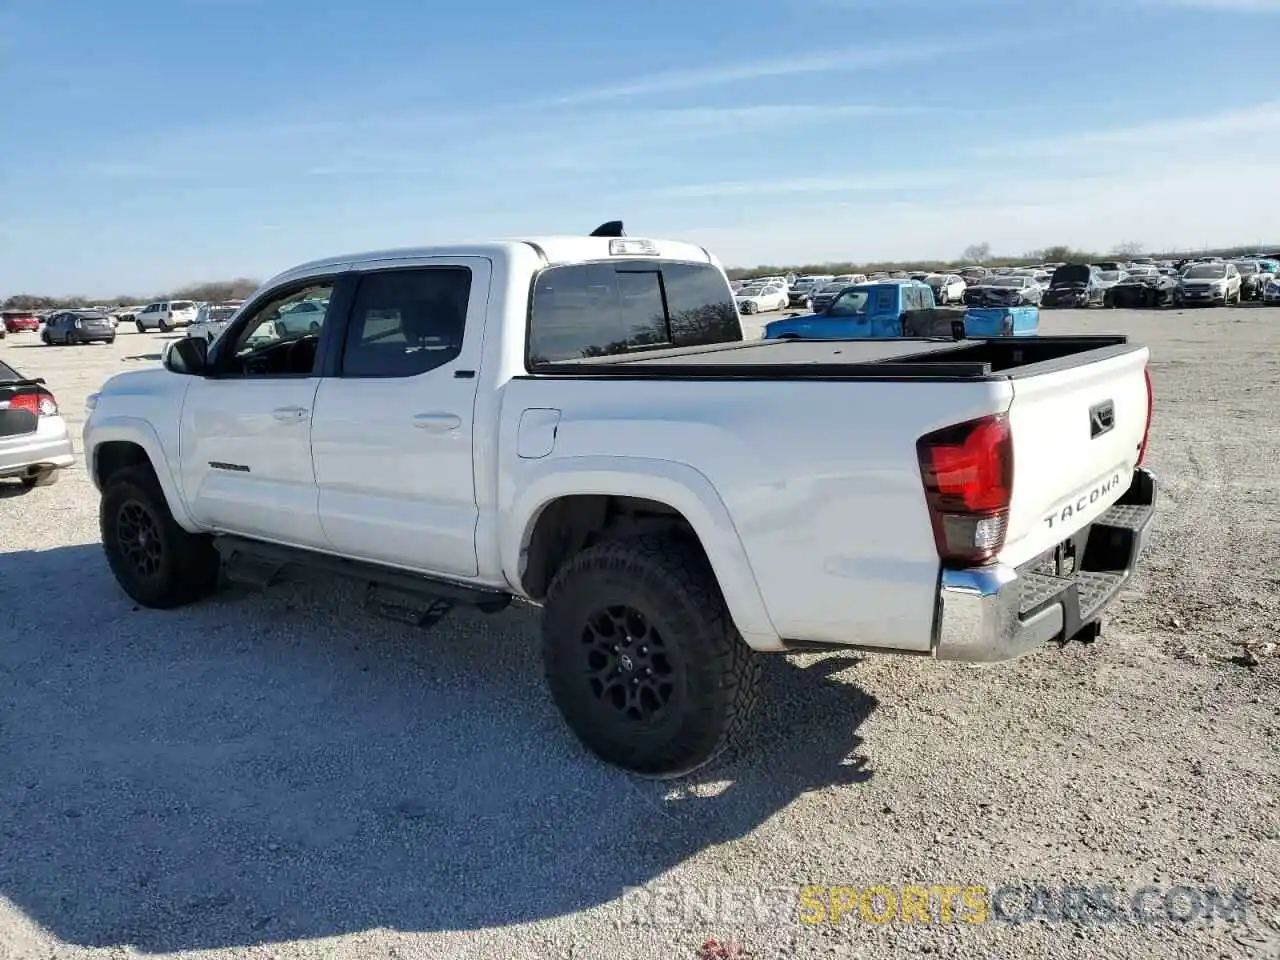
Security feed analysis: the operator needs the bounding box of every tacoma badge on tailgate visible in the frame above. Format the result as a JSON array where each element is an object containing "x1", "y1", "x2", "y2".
[{"x1": 1043, "y1": 471, "x2": 1124, "y2": 530}]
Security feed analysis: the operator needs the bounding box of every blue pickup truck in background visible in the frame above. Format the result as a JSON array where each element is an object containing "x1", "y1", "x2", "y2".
[{"x1": 762, "y1": 280, "x2": 1039, "y2": 340}]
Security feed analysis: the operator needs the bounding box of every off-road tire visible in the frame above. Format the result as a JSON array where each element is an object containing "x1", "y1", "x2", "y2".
[
  {"x1": 100, "y1": 465, "x2": 220, "y2": 608},
  {"x1": 541, "y1": 534, "x2": 762, "y2": 777},
  {"x1": 20, "y1": 467, "x2": 59, "y2": 488}
]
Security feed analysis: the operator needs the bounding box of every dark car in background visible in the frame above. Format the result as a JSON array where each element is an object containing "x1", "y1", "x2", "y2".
[
  {"x1": 1041, "y1": 264, "x2": 1104, "y2": 308},
  {"x1": 41, "y1": 310, "x2": 117, "y2": 345},
  {"x1": 963, "y1": 274, "x2": 1042, "y2": 307},
  {"x1": 1108, "y1": 268, "x2": 1178, "y2": 308},
  {"x1": 807, "y1": 281, "x2": 852, "y2": 314}
]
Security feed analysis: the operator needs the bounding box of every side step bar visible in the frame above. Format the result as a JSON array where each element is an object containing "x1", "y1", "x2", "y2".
[{"x1": 214, "y1": 535, "x2": 512, "y2": 628}]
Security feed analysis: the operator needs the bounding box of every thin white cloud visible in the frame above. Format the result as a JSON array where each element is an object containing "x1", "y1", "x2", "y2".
[
  {"x1": 654, "y1": 172, "x2": 960, "y2": 199},
  {"x1": 1139, "y1": 0, "x2": 1280, "y2": 8},
  {"x1": 969, "y1": 101, "x2": 1280, "y2": 157},
  {"x1": 544, "y1": 40, "x2": 977, "y2": 105}
]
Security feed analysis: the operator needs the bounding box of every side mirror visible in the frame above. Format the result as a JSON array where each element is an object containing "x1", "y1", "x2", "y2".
[{"x1": 164, "y1": 336, "x2": 208, "y2": 375}]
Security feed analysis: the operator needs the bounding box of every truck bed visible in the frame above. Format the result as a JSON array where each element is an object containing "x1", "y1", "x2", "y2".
[{"x1": 527, "y1": 335, "x2": 1139, "y2": 381}]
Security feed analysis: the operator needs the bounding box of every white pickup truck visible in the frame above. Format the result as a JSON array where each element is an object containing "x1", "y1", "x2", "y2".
[{"x1": 83, "y1": 224, "x2": 1156, "y2": 776}]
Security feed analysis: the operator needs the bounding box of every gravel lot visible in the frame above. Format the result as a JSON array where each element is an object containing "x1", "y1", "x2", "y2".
[{"x1": 1, "y1": 309, "x2": 1277, "y2": 960}]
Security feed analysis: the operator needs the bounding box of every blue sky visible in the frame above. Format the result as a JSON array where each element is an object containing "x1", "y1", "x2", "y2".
[{"x1": 2, "y1": 0, "x2": 1279, "y2": 295}]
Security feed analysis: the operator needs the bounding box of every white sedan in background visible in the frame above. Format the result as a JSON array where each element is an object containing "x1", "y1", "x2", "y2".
[{"x1": 734, "y1": 283, "x2": 788, "y2": 314}]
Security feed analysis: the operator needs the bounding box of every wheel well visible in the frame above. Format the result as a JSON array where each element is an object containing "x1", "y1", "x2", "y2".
[
  {"x1": 521, "y1": 495, "x2": 705, "y2": 600},
  {"x1": 94, "y1": 440, "x2": 154, "y2": 488}
]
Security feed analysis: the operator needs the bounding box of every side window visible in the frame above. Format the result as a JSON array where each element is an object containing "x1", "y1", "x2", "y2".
[
  {"x1": 875, "y1": 288, "x2": 896, "y2": 312},
  {"x1": 217, "y1": 281, "x2": 334, "y2": 377},
  {"x1": 340, "y1": 267, "x2": 473, "y2": 378}
]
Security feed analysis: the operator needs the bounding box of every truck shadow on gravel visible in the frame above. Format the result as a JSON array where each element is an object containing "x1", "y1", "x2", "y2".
[{"x1": 0, "y1": 544, "x2": 877, "y2": 953}]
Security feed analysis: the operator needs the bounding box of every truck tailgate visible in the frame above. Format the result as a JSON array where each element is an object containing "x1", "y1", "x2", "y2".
[{"x1": 1000, "y1": 346, "x2": 1150, "y2": 567}]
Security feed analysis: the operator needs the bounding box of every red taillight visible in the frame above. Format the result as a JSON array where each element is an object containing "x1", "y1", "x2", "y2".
[
  {"x1": 917, "y1": 413, "x2": 1014, "y2": 566},
  {"x1": 1137, "y1": 366, "x2": 1153, "y2": 466},
  {"x1": 9, "y1": 391, "x2": 58, "y2": 418}
]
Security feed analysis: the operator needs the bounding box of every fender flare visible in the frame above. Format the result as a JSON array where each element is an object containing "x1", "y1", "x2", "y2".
[
  {"x1": 86, "y1": 416, "x2": 200, "y2": 531},
  {"x1": 504, "y1": 456, "x2": 783, "y2": 651}
]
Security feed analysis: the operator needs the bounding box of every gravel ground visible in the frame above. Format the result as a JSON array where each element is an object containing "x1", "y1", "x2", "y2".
[{"x1": 1, "y1": 309, "x2": 1277, "y2": 960}]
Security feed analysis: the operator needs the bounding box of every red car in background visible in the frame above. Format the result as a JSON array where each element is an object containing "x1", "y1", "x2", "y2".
[{"x1": 2, "y1": 311, "x2": 41, "y2": 334}]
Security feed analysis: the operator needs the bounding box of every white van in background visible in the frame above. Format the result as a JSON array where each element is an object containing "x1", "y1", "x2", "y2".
[{"x1": 135, "y1": 300, "x2": 198, "y2": 332}]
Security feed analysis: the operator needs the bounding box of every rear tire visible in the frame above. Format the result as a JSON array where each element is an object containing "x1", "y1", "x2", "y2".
[
  {"x1": 100, "y1": 465, "x2": 221, "y2": 609},
  {"x1": 136, "y1": 321, "x2": 146, "y2": 334},
  {"x1": 541, "y1": 534, "x2": 762, "y2": 777},
  {"x1": 20, "y1": 467, "x2": 59, "y2": 488},
  {"x1": 158, "y1": 318, "x2": 171, "y2": 332}
]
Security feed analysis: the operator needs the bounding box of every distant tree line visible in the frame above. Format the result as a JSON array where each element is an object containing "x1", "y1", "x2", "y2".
[
  {"x1": 2, "y1": 278, "x2": 261, "y2": 312},
  {"x1": 725, "y1": 240, "x2": 1277, "y2": 280}
]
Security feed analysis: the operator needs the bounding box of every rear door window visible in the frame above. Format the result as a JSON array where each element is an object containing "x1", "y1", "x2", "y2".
[
  {"x1": 340, "y1": 267, "x2": 473, "y2": 377},
  {"x1": 528, "y1": 260, "x2": 741, "y2": 365}
]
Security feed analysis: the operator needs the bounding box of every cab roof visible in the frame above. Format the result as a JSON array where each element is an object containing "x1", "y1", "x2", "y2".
[{"x1": 268, "y1": 235, "x2": 717, "y2": 287}]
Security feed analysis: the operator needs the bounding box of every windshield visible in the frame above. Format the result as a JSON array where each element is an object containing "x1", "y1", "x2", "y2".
[
  {"x1": 738, "y1": 286, "x2": 767, "y2": 296},
  {"x1": 1100, "y1": 271, "x2": 1121, "y2": 282},
  {"x1": 991, "y1": 277, "x2": 1025, "y2": 288},
  {"x1": 925, "y1": 275, "x2": 948, "y2": 285},
  {"x1": 1185, "y1": 265, "x2": 1226, "y2": 279},
  {"x1": 209, "y1": 306, "x2": 239, "y2": 321},
  {"x1": 825, "y1": 290, "x2": 869, "y2": 317},
  {"x1": 1233, "y1": 262, "x2": 1259, "y2": 274},
  {"x1": 817, "y1": 283, "x2": 847, "y2": 294}
]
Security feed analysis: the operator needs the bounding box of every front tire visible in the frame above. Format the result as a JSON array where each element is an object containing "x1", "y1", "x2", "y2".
[
  {"x1": 100, "y1": 465, "x2": 221, "y2": 609},
  {"x1": 541, "y1": 534, "x2": 762, "y2": 777}
]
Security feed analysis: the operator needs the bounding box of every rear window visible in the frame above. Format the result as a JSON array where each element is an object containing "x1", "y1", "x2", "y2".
[
  {"x1": 170, "y1": 301, "x2": 195, "y2": 310},
  {"x1": 0, "y1": 360, "x2": 19, "y2": 380},
  {"x1": 527, "y1": 260, "x2": 741, "y2": 365}
]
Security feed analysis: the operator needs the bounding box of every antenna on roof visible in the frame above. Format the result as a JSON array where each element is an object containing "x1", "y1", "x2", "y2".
[{"x1": 589, "y1": 220, "x2": 626, "y2": 238}]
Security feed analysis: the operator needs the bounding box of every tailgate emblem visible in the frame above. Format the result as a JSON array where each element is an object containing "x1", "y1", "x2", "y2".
[{"x1": 1089, "y1": 400, "x2": 1115, "y2": 439}]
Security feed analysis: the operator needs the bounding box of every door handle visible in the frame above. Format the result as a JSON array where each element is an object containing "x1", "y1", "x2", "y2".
[
  {"x1": 412, "y1": 412, "x2": 462, "y2": 432},
  {"x1": 273, "y1": 406, "x2": 309, "y2": 423}
]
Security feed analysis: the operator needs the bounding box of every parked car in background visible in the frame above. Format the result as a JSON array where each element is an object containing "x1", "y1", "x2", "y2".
[
  {"x1": 0, "y1": 356, "x2": 73, "y2": 488},
  {"x1": 1108, "y1": 268, "x2": 1178, "y2": 308},
  {"x1": 787, "y1": 275, "x2": 834, "y2": 308},
  {"x1": 41, "y1": 310, "x2": 117, "y2": 345},
  {"x1": 135, "y1": 300, "x2": 198, "y2": 332},
  {"x1": 1096, "y1": 270, "x2": 1129, "y2": 305},
  {"x1": 924, "y1": 273, "x2": 966, "y2": 305},
  {"x1": 832, "y1": 274, "x2": 867, "y2": 285},
  {"x1": 807, "y1": 281, "x2": 852, "y2": 314},
  {"x1": 187, "y1": 300, "x2": 244, "y2": 343},
  {"x1": 1041, "y1": 264, "x2": 1105, "y2": 308},
  {"x1": 2, "y1": 310, "x2": 40, "y2": 334},
  {"x1": 1177, "y1": 262, "x2": 1241, "y2": 306},
  {"x1": 963, "y1": 274, "x2": 1043, "y2": 307},
  {"x1": 1263, "y1": 275, "x2": 1280, "y2": 304},
  {"x1": 734, "y1": 282, "x2": 788, "y2": 315},
  {"x1": 958, "y1": 265, "x2": 988, "y2": 283},
  {"x1": 1231, "y1": 260, "x2": 1270, "y2": 301}
]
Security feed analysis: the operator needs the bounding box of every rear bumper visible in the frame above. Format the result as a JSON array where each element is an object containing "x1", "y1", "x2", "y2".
[
  {"x1": 933, "y1": 467, "x2": 1157, "y2": 663},
  {"x1": 0, "y1": 416, "x2": 76, "y2": 478}
]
